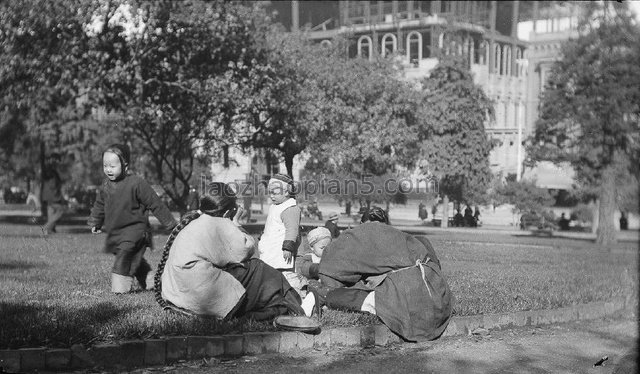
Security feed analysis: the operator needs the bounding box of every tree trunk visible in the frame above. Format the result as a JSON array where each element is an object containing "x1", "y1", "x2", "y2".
[
  {"x1": 39, "y1": 141, "x2": 47, "y2": 219},
  {"x1": 284, "y1": 152, "x2": 294, "y2": 179},
  {"x1": 595, "y1": 165, "x2": 617, "y2": 246},
  {"x1": 441, "y1": 195, "x2": 449, "y2": 228},
  {"x1": 590, "y1": 199, "x2": 599, "y2": 234}
]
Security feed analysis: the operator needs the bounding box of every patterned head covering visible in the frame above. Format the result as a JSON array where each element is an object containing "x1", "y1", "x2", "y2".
[
  {"x1": 268, "y1": 173, "x2": 295, "y2": 196},
  {"x1": 307, "y1": 227, "x2": 331, "y2": 247}
]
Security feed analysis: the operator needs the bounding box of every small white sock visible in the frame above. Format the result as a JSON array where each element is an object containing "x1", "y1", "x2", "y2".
[{"x1": 301, "y1": 293, "x2": 316, "y2": 317}]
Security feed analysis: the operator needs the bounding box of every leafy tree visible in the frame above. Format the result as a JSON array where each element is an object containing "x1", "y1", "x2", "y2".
[
  {"x1": 210, "y1": 27, "x2": 307, "y2": 178},
  {"x1": 417, "y1": 57, "x2": 495, "y2": 227},
  {"x1": 528, "y1": 1, "x2": 640, "y2": 245},
  {"x1": 302, "y1": 161, "x2": 412, "y2": 214},
  {"x1": 0, "y1": 0, "x2": 104, "y2": 211},
  {"x1": 493, "y1": 178, "x2": 555, "y2": 215},
  {"x1": 92, "y1": 0, "x2": 268, "y2": 212},
  {"x1": 294, "y1": 43, "x2": 422, "y2": 211}
]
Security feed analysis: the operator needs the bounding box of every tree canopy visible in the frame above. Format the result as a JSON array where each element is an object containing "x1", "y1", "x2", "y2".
[
  {"x1": 417, "y1": 57, "x2": 495, "y2": 226},
  {"x1": 528, "y1": 1, "x2": 640, "y2": 244},
  {"x1": 0, "y1": 0, "x2": 103, "y2": 195}
]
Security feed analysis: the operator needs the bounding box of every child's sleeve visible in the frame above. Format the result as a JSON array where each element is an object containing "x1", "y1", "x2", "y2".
[
  {"x1": 87, "y1": 187, "x2": 105, "y2": 229},
  {"x1": 280, "y1": 205, "x2": 301, "y2": 254},
  {"x1": 296, "y1": 255, "x2": 319, "y2": 280},
  {"x1": 136, "y1": 180, "x2": 178, "y2": 230}
]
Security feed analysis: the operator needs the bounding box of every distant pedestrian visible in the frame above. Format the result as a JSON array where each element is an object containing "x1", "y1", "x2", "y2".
[
  {"x1": 558, "y1": 213, "x2": 570, "y2": 231},
  {"x1": 418, "y1": 202, "x2": 428, "y2": 224},
  {"x1": 453, "y1": 209, "x2": 464, "y2": 227},
  {"x1": 345, "y1": 200, "x2": 352, "y2": 216},
  {"x1": 324, "y1": 212, "x2": 340, "y2": 238},
  {"x1": 473, "y1": 206, "x2": 481, "y2": 227},
  {"x1": 26, "y1": 189, "x2": 40, "y2": 211},
  {"x1": 41, "y1": 153, "x2": 66, "y2": 235},
  {"x1": 619, "y1": 211, "x2": 628, "y2": 231},
  {"x1": 464, "y1": 205, "x2": 474, "y2": 227},
  {"x1": 88, "y1": 144, "x2": 177, "y2": 294}
]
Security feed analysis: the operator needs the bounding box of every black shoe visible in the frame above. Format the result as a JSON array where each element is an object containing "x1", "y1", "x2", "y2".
[{"x1": 134, "y1": 261, "x2": 152, "y2": 290}]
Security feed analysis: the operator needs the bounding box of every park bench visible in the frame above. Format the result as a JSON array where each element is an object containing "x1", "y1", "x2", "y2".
[{"x1": 520, "y1": 215, "x2": 558, "y2": 235}]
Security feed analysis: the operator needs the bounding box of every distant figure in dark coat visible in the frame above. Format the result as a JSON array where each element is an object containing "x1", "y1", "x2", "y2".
[
  {"x1": 41, "y1": 153, "x2": 66, "y2": 235},
  {"x1": 464, "y1": 205, "x2": 474, "y2": 227},
  {"x1": 418, "y1": 202, "x2": 428, "y2": 224},
  {"x1": 558, "y1": 213, "x2": 570, "y2": 231},
  {"x1": 473, "y1": 207, "x2": 481, "y2": 227},
  {"x1": 620, "y1": 212, "x2": 628, "y2": 231},
  {"x1": 324, "y1": 212, "x2": 341, "y2": 238}
]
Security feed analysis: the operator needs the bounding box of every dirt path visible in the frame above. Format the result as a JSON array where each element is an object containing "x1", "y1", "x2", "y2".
[{"x1": 125, "y1": 316, "x2": 636, "y2": 374}]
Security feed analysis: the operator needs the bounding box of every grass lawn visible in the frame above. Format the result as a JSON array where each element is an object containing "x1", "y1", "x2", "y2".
[{"x1": 0, "y1": 224, "x2": 637, "y2": 349}]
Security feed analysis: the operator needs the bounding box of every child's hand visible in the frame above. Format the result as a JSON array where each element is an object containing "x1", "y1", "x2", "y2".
[
  {"x1": 233, "y1": 205, "x2": 248, "y2": 225},
  {"x1": 283, "y1": 250, "x2": 293, "y2": 264},
  {"x1": 91, "y1": 227, "x2": 102, "y2": 234}
]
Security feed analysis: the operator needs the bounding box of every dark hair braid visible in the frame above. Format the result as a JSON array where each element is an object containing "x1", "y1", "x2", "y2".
[
  {"x1": 154, "y1": 211, "x2": 201, "y2": 310},
  {"x1": 361, "y1": 206, "x2": 390, "y2": 224}
]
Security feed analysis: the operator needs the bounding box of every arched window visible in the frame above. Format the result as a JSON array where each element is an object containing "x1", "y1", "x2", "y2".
[
  {"x1": 493, "y1": 43, "x2": 501, "y2": 75},
  {"x1": 357, "y1": 36, "x2": 373, "y2": 60},
  {"x1": 381, "y1": 33, "x2": 397, "y2": 57},
  {"x1": 320, "y1": 40, "x2": 332, "y2": 48},
  {"x1": 466, "y1": 37, "x2": 474, "y2": 66},
  {"x1": 504, "y1": 45, "x2": 512, "y2": 76},
  {"x1": 406, "y1": 31, "x2": 422, "y2": 66}
]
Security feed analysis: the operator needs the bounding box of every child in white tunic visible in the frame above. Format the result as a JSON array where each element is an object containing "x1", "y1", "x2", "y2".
[{"x1": 258, "y1": 174, "x2": 308, "y2": 296}]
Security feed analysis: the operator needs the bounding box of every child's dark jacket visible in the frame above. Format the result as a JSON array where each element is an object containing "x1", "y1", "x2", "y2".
[{"x1": 88, "y1": 175, "x2": 177, "y2": 252}]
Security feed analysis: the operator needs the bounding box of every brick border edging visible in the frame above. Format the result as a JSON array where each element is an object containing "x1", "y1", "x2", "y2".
[{"x1": 0, "y1": 298, "x2": 632, "y2": 372}]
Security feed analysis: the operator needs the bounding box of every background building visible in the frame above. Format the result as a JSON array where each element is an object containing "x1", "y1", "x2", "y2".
[
  {"x1": 215, "y1": 1, "x2": 579, "y2": 192},
  {"x1": 261, "y1": 1, "x2": 578, "y2": 187}
]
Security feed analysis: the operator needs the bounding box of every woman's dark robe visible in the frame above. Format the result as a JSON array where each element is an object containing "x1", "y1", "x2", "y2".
[{"x1": 318, "y1": 222, "x2": 454, "y2": 341}]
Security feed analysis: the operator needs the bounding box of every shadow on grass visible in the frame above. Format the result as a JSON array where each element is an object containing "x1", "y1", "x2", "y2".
[
  {"x1": 0, "y1": 301, "x2": 135, "y2": 349},
  {"x1": 0, "y1": 260, "x2": 46, "y2": 270},
  {"x1": 511, "y1": 233, "x2": 597, "y2": 244},
  {"x1": 511, "y1": 233, "x2": 639, "y2": 245}
]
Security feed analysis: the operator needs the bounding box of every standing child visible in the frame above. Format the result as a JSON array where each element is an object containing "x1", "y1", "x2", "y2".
[
  {"x1": 258, "y1": 174, "x2": 307, "y2": 296},
  {"x1": 88, "y1": 144, "x2": 177, "y2": 294}
]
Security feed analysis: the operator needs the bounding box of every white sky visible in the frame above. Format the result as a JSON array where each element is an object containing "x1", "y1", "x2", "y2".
[
  {"x1": 631, "y1": 0, "x2": 640, "y2": 19},
  {"x1": 517, "y1": 1, "x2": 640, "y2": 41}
]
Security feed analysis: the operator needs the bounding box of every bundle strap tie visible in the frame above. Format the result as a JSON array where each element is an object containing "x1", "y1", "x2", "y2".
[{"x1": 391, "y1": 257, "x2": 433, "y2": 298}]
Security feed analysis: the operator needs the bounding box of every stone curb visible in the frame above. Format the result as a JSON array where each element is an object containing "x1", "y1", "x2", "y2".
[{"x1": 0, "y1": 298, "x2": 631, "y2": 373}]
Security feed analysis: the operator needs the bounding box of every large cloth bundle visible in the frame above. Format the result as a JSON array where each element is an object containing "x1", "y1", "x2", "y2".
[
  {"x1": 161, "y1": 215, "x2": 303, "y2": 320},
  {"x1": 319, "y1": 221, "x2": 454, "y2": 341}
]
